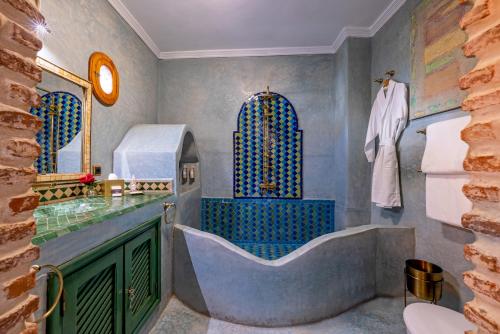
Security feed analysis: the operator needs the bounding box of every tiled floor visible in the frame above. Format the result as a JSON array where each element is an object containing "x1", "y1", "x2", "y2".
[{"x1": 150, "y1": 296, "x2": 408, "y2": 334}]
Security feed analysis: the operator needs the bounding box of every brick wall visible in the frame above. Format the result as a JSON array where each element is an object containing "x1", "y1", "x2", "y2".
[
  {"x1": 0, "y1": 0, "x2": 44, "y2": 333},
  {"x1": 460, "y1": 0, "x2": 500, "y2": 333}
]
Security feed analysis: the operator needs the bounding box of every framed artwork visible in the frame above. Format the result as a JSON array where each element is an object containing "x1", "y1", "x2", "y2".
[{"x1": 410, "y1": 0, "x2": 474, "y2": 119}]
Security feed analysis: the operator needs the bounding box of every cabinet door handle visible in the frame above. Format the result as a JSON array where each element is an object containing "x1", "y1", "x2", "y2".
[
  {"x1": 127, "y1": 287, "x2": 136, "y2": 301},
  {"x1": 32, "y1": 264, "x2": 64, "y2": 322}
]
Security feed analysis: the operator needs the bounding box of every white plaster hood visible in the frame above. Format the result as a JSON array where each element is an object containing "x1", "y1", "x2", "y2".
[{"x1": 113, "y1": 124, "x2": 199, "y2": 183}]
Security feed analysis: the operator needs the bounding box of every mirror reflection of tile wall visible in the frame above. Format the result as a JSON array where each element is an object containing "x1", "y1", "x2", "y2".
[{"x1": 30, "y1": 70, "x2": 83, "y2": 174}]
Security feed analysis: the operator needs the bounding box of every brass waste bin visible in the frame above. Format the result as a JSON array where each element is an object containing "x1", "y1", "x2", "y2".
[{"x1": 405, "y1": 259, "x2": 443, "y2": 306}]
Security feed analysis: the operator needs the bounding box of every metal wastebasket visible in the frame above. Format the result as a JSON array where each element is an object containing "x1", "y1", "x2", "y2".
[{"x1": 405, "y1": 259, "x2": 443, "y2": 305}]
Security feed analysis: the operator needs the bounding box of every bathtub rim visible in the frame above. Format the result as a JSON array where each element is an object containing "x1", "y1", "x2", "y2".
[{"x1": 174, "y1": 223, "x2": 413, "y2": 266}]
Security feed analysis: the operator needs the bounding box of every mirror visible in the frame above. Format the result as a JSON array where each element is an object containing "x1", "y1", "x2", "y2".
[
  {"x1": 32, "y1": 57, "x2": 92, "y2": 183},
  {"x1": 99, "y1": 65, "x2": 113, "y2": 94}
]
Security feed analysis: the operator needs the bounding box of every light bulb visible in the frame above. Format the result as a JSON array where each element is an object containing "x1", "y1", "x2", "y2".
[{"x1": 33, "y1": 20, "x2": 51, "y2": 36}]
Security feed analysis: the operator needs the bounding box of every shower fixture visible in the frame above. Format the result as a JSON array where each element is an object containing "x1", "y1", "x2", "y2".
[
  {"x1": 259, "y1": 86, "x2": 276, "y2": 195},
  {"x1": 233, "y1": 87, "x2": 303, "y2": 199}
]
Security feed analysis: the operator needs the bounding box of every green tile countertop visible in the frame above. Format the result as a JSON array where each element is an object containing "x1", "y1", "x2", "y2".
[{"x1": 33, "y1": 194, "x2": 172, "y2": 245}]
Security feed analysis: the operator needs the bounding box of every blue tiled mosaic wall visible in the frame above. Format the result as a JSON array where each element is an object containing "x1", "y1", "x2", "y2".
[
  {"x1": 233, "y1": 92, "x2": 303, "y2": 199},
  {"x1": 30, "y1": 91, "x2": 82, "y2": 174},
  {"x1": 201, "y1": 198, "x2": 335, "y2": 259}
]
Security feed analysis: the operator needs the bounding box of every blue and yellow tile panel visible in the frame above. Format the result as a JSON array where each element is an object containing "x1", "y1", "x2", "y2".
[
  {"x1": 30, "y1": 91, "x2": 82, "y2": 174},
  {"x1": 201, "y1": 198, "x2": 335, "y2": 259},
  {"x1": 233, "y1": 92, "x2": 303, "y2": 199}
]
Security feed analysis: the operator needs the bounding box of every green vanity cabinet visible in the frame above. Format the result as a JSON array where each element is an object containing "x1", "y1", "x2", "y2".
[
  {"x1": 60, "y1": 246, "x2": 124, "y2": 334},
  {"x1": 124, "y1": 226, "x2": 158, "y2": 333},
  {"x1": 47, "y1": 217, "x2": 161, "y2": 334}
]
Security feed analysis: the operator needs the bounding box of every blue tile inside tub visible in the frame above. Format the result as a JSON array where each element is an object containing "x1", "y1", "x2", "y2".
[{"x1": 201, "y1": 198, "x2": 335, "y2": 260}]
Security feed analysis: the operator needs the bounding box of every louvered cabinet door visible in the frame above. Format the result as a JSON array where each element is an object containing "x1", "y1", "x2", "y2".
[
  {"x1": 123, "y1": 226, "x2": 159, "y2": 334},
  {"x1": 61, "y1": 246, "x2": 124, "y2": 334}
]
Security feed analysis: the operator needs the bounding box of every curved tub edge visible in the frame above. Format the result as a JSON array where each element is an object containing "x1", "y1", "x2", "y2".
[
  {"x1": 173, "y1": 224, "x2": 415, "y2": 327},
  {"x1": 174, "y1": 223, "x2": 411, "y2": 266}
]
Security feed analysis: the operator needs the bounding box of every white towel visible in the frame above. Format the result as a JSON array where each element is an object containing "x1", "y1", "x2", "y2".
[
  {"x1": 422, "y1": 116, "x2": 472, "y2": 227},
  {"x1": 426, "y1": 174, "x2": 472, "y2": 226},
  {"x1": 421, "y1": 116, "x2": 471, "y2": 174}
]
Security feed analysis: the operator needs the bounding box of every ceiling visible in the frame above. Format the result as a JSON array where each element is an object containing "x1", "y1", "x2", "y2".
[{"x1": 108, "y1": 0, "x2": 405, "y2": 59}]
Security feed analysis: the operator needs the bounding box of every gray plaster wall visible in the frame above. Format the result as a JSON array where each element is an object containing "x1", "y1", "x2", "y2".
[
  {"x1": 157, "y1": 55, "x2": 335, "y2": 199},
  {"x1": 39, "y1": 0, "x2": 159, "y2": 178},
  {"x1": 370, "y1": 0, "x2": 474, "y2": 311},
  {"x1": 173, "y1": 224, "x2": 414, "y2": 327},
  {"x1": 332, "y1": 38, "x2": 373, "y2": 230}
]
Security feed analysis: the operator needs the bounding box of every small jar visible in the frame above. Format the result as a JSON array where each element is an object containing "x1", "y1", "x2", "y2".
[{"x1": 86, "y1": 184, "x2": 97, "y2": 197}]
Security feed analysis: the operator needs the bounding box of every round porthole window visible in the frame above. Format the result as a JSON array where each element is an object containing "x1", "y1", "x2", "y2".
[{"x1": 89, "y1": 52, "x2": 119, "y2": 106}]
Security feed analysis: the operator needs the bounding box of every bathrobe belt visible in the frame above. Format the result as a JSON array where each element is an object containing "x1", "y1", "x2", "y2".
[{"x1": 379, "y1": 139, "x2": 395, "y2": 147}]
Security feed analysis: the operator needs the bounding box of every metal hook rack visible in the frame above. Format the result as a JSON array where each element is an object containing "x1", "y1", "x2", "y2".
[{"x1": 374, "y1": 70, "x2": 396, "y2": 86}]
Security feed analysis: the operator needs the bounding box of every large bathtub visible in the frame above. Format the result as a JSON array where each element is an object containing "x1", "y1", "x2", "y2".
[{"x1": 173, "y1": 224, "x2": 414, "y2": 327}]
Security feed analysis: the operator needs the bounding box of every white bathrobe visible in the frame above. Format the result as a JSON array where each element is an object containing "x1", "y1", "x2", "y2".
[{"x1": 365, "y1": 80, "x2": 408, "y2": 208}]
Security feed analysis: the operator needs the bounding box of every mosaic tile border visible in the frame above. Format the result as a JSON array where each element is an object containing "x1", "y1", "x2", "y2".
[
  {"x1": 124, "y1": 180, "x2": 173, "y2": 192},
  {"x1": 34, "y1": 182, "x2": 86, "y2": 204},
  {"x1": 34, "y1": 179, "x2": 173, "y2": 204}
]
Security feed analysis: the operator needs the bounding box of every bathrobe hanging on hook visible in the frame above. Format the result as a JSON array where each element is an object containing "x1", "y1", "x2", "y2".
[{"x1": 365, "y1": 80, "x2": 408, "y2": 208}]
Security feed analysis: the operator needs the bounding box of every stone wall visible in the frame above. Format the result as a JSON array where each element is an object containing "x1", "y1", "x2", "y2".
[
  {"x1": 460, "y1": 0, "x2": 500, "y2": 333},
  {"x1": 0, "y1": 0, "x2": 43, "y2": 333}
]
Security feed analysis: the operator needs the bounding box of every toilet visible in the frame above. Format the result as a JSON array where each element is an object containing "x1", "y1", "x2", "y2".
[{"x1": 404, "y1": 303, "x2": 476, "y2": 334}]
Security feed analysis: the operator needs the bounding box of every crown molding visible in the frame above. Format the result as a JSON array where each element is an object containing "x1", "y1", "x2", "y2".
[
  {"x1": 107, "y1": 0, "x2": 405, "y2": 60},
  {"x1": 331, "y1": 0, "x2": 406, "y2": 53},
  {"x1": 369, "y1": 0, "x2": 406, "y2": 35},
  {"x1": 159, "y1": 46, "x2": 335, "y2": 60},
  {"x1": 331, "y1": 26, "x2": 371, "y2": 53},
  {"x1": 107, "y1": 0, "x2": 161, "y2": 57}
]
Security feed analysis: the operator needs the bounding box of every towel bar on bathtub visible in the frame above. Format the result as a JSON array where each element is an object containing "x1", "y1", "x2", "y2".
[
  {"x1": 163, "y1": 202, "x2": 176, "y2": 224},
  {"x1": 32, "y1": 264, "x2": 64, "y2": 323}
]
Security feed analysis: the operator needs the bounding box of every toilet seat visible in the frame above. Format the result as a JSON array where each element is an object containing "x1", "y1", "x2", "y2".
[{"x1": 404, "y1": 303, "x2": 476, "y2": 334}]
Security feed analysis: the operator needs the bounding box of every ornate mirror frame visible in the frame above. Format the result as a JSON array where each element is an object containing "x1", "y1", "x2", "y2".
[{"x1": 35, "y1": 57, "x2": 92, "y2": 184}]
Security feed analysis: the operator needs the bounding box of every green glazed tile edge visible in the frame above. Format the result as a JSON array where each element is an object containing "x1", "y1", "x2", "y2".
[{"x1": 32, "y1": 194, "x2": 172, "y2": 245}]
